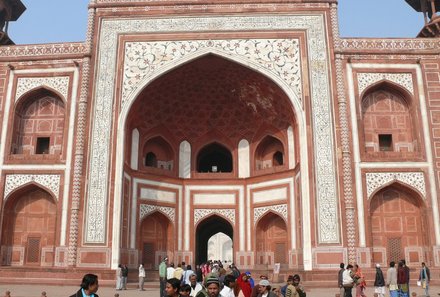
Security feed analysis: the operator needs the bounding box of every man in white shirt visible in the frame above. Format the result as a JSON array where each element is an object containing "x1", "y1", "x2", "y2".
[
  {"x1": 220, "y1": 274, "x2": 236, "y2": 297},
  {"x1": 342, "y1": 264, "x2": 354, "y2": 297},
  {"x1": 167, "y1": 263, "x2": 176, "y2": 280},
  {"x1": 189, "y1": 274, "x2": 203, "y2": 297}
]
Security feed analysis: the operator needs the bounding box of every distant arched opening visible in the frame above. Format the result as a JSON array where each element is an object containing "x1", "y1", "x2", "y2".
[{"x1": 197, "y1": 143, "x2": 232, "y2": 173}]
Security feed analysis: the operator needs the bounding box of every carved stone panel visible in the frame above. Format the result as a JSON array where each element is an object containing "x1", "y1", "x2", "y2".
[
  {"x1": 365, "y1": 172, "x2": 426, "y2": 199},
  {"x1": 194, "y1": 208, "x2": 236, "y2": 226},
  {"x1": 4, "y1": 174, "x2": 61, "y2": 200},
  {"x1": 16, "y1": 76, "x2": 70, "y2": 101},
  {"x1": 139, "y1": 204, "x2": 175, "y2": 223},
  {"x1": 254, "y1": 204, "x2": 288, "y2": 224},
  {"x1": 357, "y1": 73, "x2": 413, "y2": 96}
]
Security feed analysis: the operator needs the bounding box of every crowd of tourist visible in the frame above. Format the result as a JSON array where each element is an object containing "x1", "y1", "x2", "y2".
[
  {"x1": 339, "y1": 260, "x2": 431, "y2": 297},
  {"x1": 158, "y1": 259, "x2": 306, "y2": 297}
]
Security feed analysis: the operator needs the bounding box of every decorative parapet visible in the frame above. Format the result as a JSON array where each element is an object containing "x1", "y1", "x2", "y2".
[
  {"x1": 0, "y1": 43, "x2": 87, "y2": 58},
  {"x1": 338, "y1": 38, "x2": 440, "y2": 54}
]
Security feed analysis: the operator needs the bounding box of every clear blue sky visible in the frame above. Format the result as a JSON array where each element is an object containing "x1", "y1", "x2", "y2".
[{"x1": 8, "y1": 0, "x2": 425, "y2": 45}]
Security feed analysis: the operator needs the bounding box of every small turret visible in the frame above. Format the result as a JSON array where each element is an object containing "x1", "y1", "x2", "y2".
[
  {"x1": 0, "y1": 0, "x2": 26, "y2": 45},
  {"x1": 405, "y1": 0, "x2": 440, "y2": 37}
]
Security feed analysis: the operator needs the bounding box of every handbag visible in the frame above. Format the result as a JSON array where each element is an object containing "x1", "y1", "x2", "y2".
[{"x1": 417, "y1": 280, "x2": 421, "y2": 287}]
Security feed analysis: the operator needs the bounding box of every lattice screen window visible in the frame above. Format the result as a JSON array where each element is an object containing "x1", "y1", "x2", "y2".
[
  {"x1": 387, "y1": 237, "x2": 402, "y2": 264},
  {"x1": 26, "y1": 237, "x2": 41, "y2": 263}
]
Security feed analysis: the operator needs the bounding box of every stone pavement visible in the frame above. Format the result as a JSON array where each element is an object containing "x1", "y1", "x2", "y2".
[{"x1": 0, "y1": 283, "x2": 438, "y2": 297}]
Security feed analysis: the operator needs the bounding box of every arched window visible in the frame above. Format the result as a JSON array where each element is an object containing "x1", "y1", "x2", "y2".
[
  {"x1": 197, "y1": 142, "x2": 232, "y2": 173},
  {"x1": 255, "y1": 136, "x2": 284, "y2": 170},
  {"x1": 11, "y1": 88, "x2": 65, "y2": 156},
  {"x1": 141, "y1": 136, "x2": 174, "y2": 171},
  {"x1": 361, "y1": 84, "x2": 416, "y2": 154}
]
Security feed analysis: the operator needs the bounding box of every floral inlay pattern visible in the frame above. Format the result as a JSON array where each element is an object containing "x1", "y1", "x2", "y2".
[
  {"x1": 16, "y1": 76, "x2": 70, "y2": 101},
  {"x1": 4, "y1": 174, "x2": 61, "y2": 200},
  {"x1": 366, "y1": 172, "x2": 426, "y2": 199}
]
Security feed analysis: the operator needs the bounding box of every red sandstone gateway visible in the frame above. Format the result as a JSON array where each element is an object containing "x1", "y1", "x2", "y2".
[{"x1": 0, "y1": 0, "x2": 439, "y2": 286}]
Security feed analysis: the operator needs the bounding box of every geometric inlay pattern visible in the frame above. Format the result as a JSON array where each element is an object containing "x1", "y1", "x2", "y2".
[
  {"x1": 87, "y1": 14, "x2": 339, "y2": 243},
  {"x1": 194, "y1": 208, "x2": 235, "y2": 226},
  {"x1": 123, "y1": 39, "x2": 301, "y2": 106},
  {"x1": 365, "y1": 172, "x2": 426, "y2": 199},
  {"x1": 357, "y1": 73, "x2": 413, "y2": 95},
  {"x1": 139, "y1": 204, "x2": 175, "y2": 223},
  {"x1": 16, "y1": 76, "x2": 70, "y2": 101},
  {"x1": 4, "y1": 174, "x2": 61, "y2": 200},
  {"x1": 253, "y1": 204, "x2": 288, "y2": 224}
]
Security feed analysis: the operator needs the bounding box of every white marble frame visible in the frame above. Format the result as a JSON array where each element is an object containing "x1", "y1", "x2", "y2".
[
  {"x1": 347, "y1": 63, "x2": 440, "y2": 246},
  {"x1": 87, "y1": 14, "x2": 341, "y2": 270}
]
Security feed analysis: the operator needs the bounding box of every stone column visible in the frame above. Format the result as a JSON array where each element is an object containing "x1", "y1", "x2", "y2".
[
  {"x1": 67, "y1": 2, "x2": 96, "y2": 266},
  {"x1": 332, "y1": 3, "x2": 357, "y2": 263}
]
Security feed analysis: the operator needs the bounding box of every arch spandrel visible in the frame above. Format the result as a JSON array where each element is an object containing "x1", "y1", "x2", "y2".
[
  {"x1": 365, "y1": 172, "x2": 426, "y2": 200},
  {"x1": 253, "y1": 204, "x2": 288, "y2": 225},
  {"x1": 15, "y1": 76, "x2": 70, "y2": 103},
  {"x1": 139, "y1": 204, "x2": 175, "y2": 223},
  {"x1": 357, "y1": 73, "x2": 414, "y2": 98},
  {"x1": 4, "y1": 174, "x2": 61, "y2": 202},
  {"x1": 194, "y1": 209, "x2": 235, "y2": 226},
  {"x1": 122, "y1": 41, "x2": 302, "y2": 110}
]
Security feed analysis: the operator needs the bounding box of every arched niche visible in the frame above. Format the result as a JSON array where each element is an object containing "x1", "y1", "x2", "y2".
[
  {"x1": 141, "y1": 136, "x2": 174, "y2": 172},
  {"x1": 369, "y1": 183, "x2": 428, "y2": 266},
  {"x1": 254, "y1": 135, "x2": 285, "y2": 172},
  {"x1": 139, "y1": 211, "x2": 174, "y2": 270},
  {"x1": 360, "y1": 81, "x2": 418, "y2": 155},
  {"x1": 255, "y1": 212, "x2": 288, "y2": 265},
  {"x1": 196, "y1": 142, "x2": 233, "y2": 173},
  {"x1": 1, "y1": 184, "x2": 57, "y2": 266},
  {"x1": 11, "y1": 88, "x2": 65, "y2": 157}
]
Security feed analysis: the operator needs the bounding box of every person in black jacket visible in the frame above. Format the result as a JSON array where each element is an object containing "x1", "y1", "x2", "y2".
[
  {"x1": 374, "y1": 264, "x2": 385, "y2": 297},
  {"x1": 70, "y1": 274, "x2": 99, "y2": 297}
]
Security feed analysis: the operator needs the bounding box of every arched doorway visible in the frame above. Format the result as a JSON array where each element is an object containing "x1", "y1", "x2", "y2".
[
  {"x1": 370, "y1": 184, "x2": 428, "y2": 264},
  {"x1": 196, "y1": 215, "x2": 233, "y2": 265},
  {"x1": 255, "y1": 212, "x2": 288, "y2": 265},
  {"x1": 1, "y1": 185, "x2": 57, "y2": 266},
  {"x1": 139, "y1": 212, "x2": 173, "y2": 269}
]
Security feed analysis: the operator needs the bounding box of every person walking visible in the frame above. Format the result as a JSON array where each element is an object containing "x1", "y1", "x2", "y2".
[
  {"x1": 338, "y1": 263, "x2": 345, "y2": 297},
  {"x1": 121, "y1": 264, "x2": 128, "y2": 290},
  {"x1": 353, "y1": 264, "x2": 366, "y2": 297},
  {"x1": 139, "y1": 263, "x2": 146, "y2": 291},
  {"x1": 387, "y1": 261, "x2": 398, "y2": 297},
  {"x1": 342, "y1": 264, "x2": 354, "y2": 297},
  {"x1": 397, "y1": 261, "x2": 409, "y2": 297},
  {"x1": 116, "y1": 264, "x2": 123, "y2": 290},
  {"x1": 374, "y1": 264, "x2": 385, "y2": 297},
  {"x1": 419, "y1": 262, "x2": 430, "y2": 297},
  {"x1": 160, "y1": 257, "x2": 169, "y2": 297},
  {"x1": 70, "y1": 274, "x2": 99, "y2": 297}
]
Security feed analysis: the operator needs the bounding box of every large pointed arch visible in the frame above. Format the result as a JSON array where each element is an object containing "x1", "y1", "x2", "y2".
[
  {"x1": 1, "y1": 184, "x2": 58, "y2": 267},
  {"x1": 112, "y1": 48, "x2": 310, "y2": 269},
  {"x1": 195, "y1": 214, "x2": 234, "y2": 265}
]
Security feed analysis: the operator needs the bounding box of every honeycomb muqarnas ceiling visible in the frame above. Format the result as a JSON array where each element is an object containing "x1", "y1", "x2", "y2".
[{"x1": 128, "y1": 55, "x2": 296, "y2": 144}]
